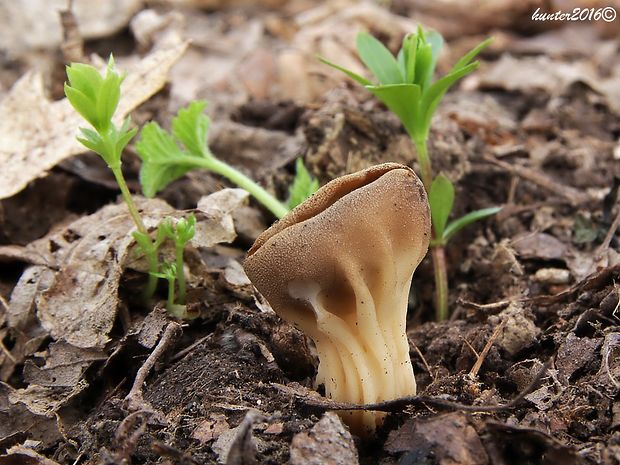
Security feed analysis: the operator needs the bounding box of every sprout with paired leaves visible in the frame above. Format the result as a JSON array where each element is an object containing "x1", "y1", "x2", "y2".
[
  {"x1": 65, "y1": 58, "x2": 197, "y2": 317},
  {"x1": 321, "y1": 28, "x2": 501, "y2": 320}
]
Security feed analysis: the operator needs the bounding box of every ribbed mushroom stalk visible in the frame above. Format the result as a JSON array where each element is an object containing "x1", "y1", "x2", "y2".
[{"x1": 244, "y1": 163, "x2": 430, "y2": 434}]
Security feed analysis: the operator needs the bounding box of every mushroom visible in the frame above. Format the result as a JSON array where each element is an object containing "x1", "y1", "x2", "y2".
[{"x1": 244, "y1": 163, "x2": 430, "y2": 434}]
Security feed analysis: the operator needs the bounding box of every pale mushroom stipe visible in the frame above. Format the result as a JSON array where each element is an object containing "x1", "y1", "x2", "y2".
[{"x1": 244, "y1": 163, "x2": 431, "y2": 434}]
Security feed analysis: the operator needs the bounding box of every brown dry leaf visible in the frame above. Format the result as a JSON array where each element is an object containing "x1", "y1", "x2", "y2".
[
  {"x1": 7, "y1": 380, "x2": 88, "y2": 418},
  {"x1": 289, "y1": 412, "x2": 359, "y2": 465},
  {"x1": 479, "y1": 55, "x2": 597, "y2": 95},
  {"x1": 385, "y1": 412, "x2": 488, "y2": 465},
  {"x1": 194, "y1": 188, "x2": 250, "y2": 248},
  {"x1": 484, "y1": 422, "x2": 585, "y2": 465},
  {"x1": 1, "y1": 198, "x2": 172, "y2": 349},
  {"x1": 511, "y1": 232, "x2": 568, "y2": 261},
  {"x1": 192, "y1": 413, "x2": 230, "y2": 444},
  {"x1": 33, "y1": 199, "x2": 172, "y2": 348},
  {"x1": 0, "y1": 384, "x2": 61, "y2": 448},
  {"x1": 23, "y1": 342, "x2": 106, "y2": 387},
  {"x1": 0, "y1": 445, "x2": 62, "y2": 465},
  {"x1": 0, "y1": 39, "x2": 188, "y2": 200},
  {"x1": 0, "y1": 0, "x2": 142, "y2": 56}
]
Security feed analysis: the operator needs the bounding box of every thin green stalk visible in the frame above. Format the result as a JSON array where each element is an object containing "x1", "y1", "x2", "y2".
[
  {"x1": 111, "y1": 167, "x2": 159, "y2": 299},
  {"x1": 167, "y1": 275, "x2": 176, "y2": 309},
  {"x1": 414, "y1": 138, "x2": 449, "y2": 320},
  {"x1": 413, "y1": 138, "x2": 433, "y2": 190},
  {"x1": 431, "y1": 243, "x2": 449, "y2": 321},
  {"x1": 175, "y1": 244, "x2": 186, "y2": 305},
  {"x1": 188, "y1": 156, "x2": 289, "y2": 219}
]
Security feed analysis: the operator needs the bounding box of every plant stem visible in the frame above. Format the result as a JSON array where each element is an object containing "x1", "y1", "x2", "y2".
[
  {"x1": 110, "y1": 167, "x2": 148, "y2": 235},
  {"x1": 167, "y1": 276, "x2": 176, "y2": 309},
  {"x1": 175, "y1": 243, "x2": 186, "y2": 305},
  {"x1": 190, "y1": 157, "x2": 289, "y2": 219},
  {"x1": 111, "y1": 166, "x2": 159, "y2": 299},
  {"x1": 413, "y1": 138, "x2": 433, "y2": 190},
  {"x1": 413, "y1": 138, "x2": 449, "y2": 320},
  {"x1": 431, "y1": 243, "x2": 449, "y2": 321}
]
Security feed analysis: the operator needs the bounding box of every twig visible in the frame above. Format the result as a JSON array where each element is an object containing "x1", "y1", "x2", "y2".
[
  {"x1": 482, "y1": 154, "x2": 589, "y2": 205},
  {"x1": 460, "y1": 336, "x2": 480, "y2": 359},
  {"x1": 409, "y1": 339, "x2": 435, "y2": 381},
  {"x1": 273, "y1": 358, "x2": 551, "y2": 414},
  {"x1": 171, "y1": 333, "x2": 213, "y2": 362},
  {"x1": 124, "y1": 321, "x2": 181, "y2": 412},
  {"x1": 457, "y1": 298, "x2": 511, "y2": 313},
  {"x1": 469, "y1": 318, "x2": 507, "y2": 378},
  {"x1": 595, "y1": 207, "x2": 620, "y2": 259}
]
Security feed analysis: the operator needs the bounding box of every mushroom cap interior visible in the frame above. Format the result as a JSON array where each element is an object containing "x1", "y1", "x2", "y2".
[{"x1": 244, "y1": 162, "x2": 430, "y2": 337}]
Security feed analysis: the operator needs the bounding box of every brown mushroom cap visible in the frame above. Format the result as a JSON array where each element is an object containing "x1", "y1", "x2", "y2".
[{"x1": 244, "y1": 162, "x2": 430, "y2": 338}]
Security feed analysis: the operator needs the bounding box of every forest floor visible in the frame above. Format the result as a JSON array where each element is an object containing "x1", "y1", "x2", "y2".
[{"x1": 0, "y1": 1, "x2": 619, "y2": 464}]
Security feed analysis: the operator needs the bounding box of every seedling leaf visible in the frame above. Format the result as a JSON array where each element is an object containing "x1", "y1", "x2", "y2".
[
  {"x1": 318, "y1": 56, "x2": 373, "y2": 86},
  {"x1": 442, "y1": 206, "x2": 502, "y2": 243},
  {"x1": 429, "y1": 174, "x2": 454, "y2": 240},
  {"x1": 172, "y1": 100, "x2": 210, "y2": 157},
  {"x1": 452, "y1": 37, "x2": 492, "y2": 71},
  {"x1": 356, "y1": 32, "x2": 403, "y2": 85},
  {"x1": 288, "y1": 158, "x2": 319, "y2": 209},
  {"x1": 136, "y1": 122, "x2": 197, "y2": 197},
  {"x1": 367, "y1": 83, "x2": 421, "y2": 139}
]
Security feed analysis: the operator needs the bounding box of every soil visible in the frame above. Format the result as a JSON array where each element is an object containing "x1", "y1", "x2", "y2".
[{"x1": 1, "y1": 1, "x2": 620, "y2": 465}]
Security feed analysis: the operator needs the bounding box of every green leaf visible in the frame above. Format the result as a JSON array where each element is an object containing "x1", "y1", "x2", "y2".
[
  {"x1": 77, "y1": 127, "x2": 110, "y2": 161},
  {"x1": 136, "y1": 122, "x2": 199, "y2": 197},
  {"x1": 404, "y1": 33, "x2": 417, "y2": 84},
  {"x1": 452, "y1": 37, "x2": 492, "y2": 71},
  {"x1": 64, "y1": 85, "x2": 99, "y2": 130},
  {"x1": 317, "y1": 56, "x2": 373, "y2": 86},
  {"x1": 288, "y1": 158, "x2": 319, "y2": 209},
  {"x1": 356, "y1": 32, "x2": 403, "y2": 85},
  {"x1": 172, "y1": 101, "x2": 210, "y2": 157},
  {"x1": 425, "y1": 29, "x2": 444, "y2": 80},
  {"x1": 176, "y1": 214, "x2": 196, "y2": 244},
  {"x1": 113, "y1": 119, "x2": 137, "y2": 158},
  {"x1": 420, "y1": 62, "x2": 479, "y2": 133},
  {"x1": 96, "y1": 70, "x2": 121, "y2": 132},
  {"x1": 442, "y1": 206, "x2": 501, "y2": 243},
  {"x1": 64, "y1": 57, "x2": 123, "y2": 133},
  {"x1": 367, "y1": 83, "x2": 421, "y2": 139},
  {"x1": 414, "y1": 43, "x2": 433, "y2": 90},
  {"x1": 429, "y1": 174, "x2": 455, "y2": 239},
  {"x1": 66, "y1": 63, "x2": 103, "y2": 101}
]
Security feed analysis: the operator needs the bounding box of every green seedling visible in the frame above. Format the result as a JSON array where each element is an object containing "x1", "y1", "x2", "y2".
[
  {"x1": 136, "y1": 101, "x2": 291, "y2": 219},
  {"x1": 65, "y1": 57, "x2": 160, "y2": 299},
  {"x1": 158, "y1": 214, "x2": 196, "y2": 305},
  {"x1": 321, "y1": 28, "x2": 500, "y2": 320},
  {"x1": 288, "y1": 158, "x2": 320, "y2": 209},
  {"x1": 149, "y1": 261, "x2": 186, "y2": 319}
]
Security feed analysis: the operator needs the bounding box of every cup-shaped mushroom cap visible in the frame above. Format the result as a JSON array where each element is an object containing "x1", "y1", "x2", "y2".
[{"x1": 244, "y1": 163, "x2": 430, "y2": 339}]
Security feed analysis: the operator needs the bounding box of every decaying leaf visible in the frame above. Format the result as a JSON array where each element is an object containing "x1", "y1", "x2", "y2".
[
  {"x1": 0, "y1": 39, "x2": 188, "y2": 200},
  {"x1": 484, "y1": 422, "x2": 586, "y2": 465},
  {"x1": 0, "y1": 445, "x2": 62, "y2": 465},
  {"x1": 23, "y1": 342, "x2": 106, "y2": 387},
  {"x1": 289, "y1": 412, "x2": 359, "y2": 465},
  {"x1": 32, "y1": 199, "x2": 173, "y2": 348},
  {"x1": 7, "y1": 380, "x2": 88, "y2": 417},
  {"x1": 194, "y1": 188, "x2": 250, "y2": 248},
  {"x1": 0, "y1": 0, "x2": 142, "y2": 56},
  {"x1": 385, "y1": 412, "x2": 488, "y2": 465}
]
